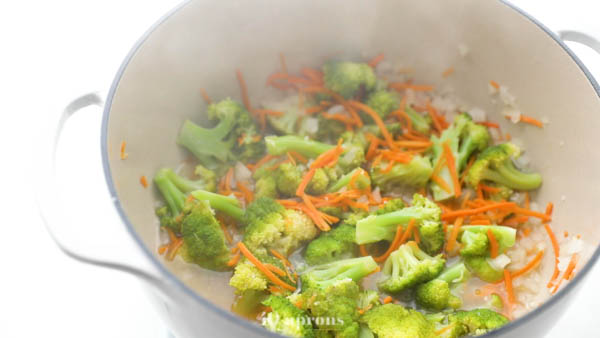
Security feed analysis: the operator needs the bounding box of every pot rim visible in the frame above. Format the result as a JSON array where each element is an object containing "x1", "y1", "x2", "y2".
[{"x1": 100, "y1": 1, "x2": 600, "y2": 336}]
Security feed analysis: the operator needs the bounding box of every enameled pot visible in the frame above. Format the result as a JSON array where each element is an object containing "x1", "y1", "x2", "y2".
[{"x1": 39, "y1": 1, "x2": 600, "y2": 337}]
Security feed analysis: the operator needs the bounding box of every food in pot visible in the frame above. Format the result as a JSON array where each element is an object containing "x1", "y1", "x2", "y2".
[{"x1": 149, "y1": 55, "x2": 583, "y2": 337}]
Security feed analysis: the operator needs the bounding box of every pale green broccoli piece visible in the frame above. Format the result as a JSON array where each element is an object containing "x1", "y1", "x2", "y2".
[
  {"x1": 490, "y1": 293, "x2": 504, "y2": 310},
  {"x1": 307, "y1": 168, "x2": 331, "y2": 195},
  {"x1": 356, "y1": 194, "x2": 444, "y2": 255},
  {"x1": 486, "y1": 184, "x2": 514, "y2": 202},
  {"x1": 463, "y1": 256, "x2": 504, "y2": 283},
  {"x1": 449, "y1": 225, "x2": 517, "y2": 257},
  {"x1": 405, "y1": 106, "x2": 432, "y2": 135},
  {"x1": 299, "y1": 279, "x2": 362, "y2": 338},
  {"x1": 177, "y1": 199, "x2": 232, "y2": 271},
  {"x1": 338, "y1": 144, "x2": 366, "y2": 172},
  {"x1": 377, "y1": 242, "x2": 445, "y2": 294},
  {"x1": 375, "y1": 198, "x2": 406, "y2": 215},
  {"x1": 366, "y1": 90, "x2": 398, "y2": 120},
  {"x1": 301, "y1": 256, "x2": 378, "y2": 290},
  {"x1": 415, "y1": 263, "x2": 470, "y2": 311},
  {"x1": 360, "y1": 304, "x2": 436, "y2": 338},
  {"x1": 429, "y1": 113, "x2": 490, "y2": 201},
  {"x1": 275, "y1": 162, "x2": 303, "y2": 197},
  {"x1": 304, "y1": 223, "x2": 357, "y2": 265},
  {"x1": 328, "y1": 168, "x2": 371, "y2": 193},
  {"x1": 449, "y1": 309, "x2": 509, "y2": 336},
  {"x1": 243, "y1": 197, "x2": 318, "y2": 256},
  {"x1": 229, "y1": 258, "x2": 269, "y2": 294},
  {"x1": 466, "y1": 143, "x2": 542, "y2": 191},
  {"x1": 178, "y1": 98, "x2": 264, "y2": 169},
  {"x1": 459, "y1": 231, "x2": 489, "y2": 256},
  {"x1": 255, "y1": 176, "x2": 278, "y2": 199},
  {"x1": 370, "y1": 155, "x2": 433, "y2": 192},
  {"x1": 341, "y1": 130, "x2": 370, "y2": 151},
  {"x1": 323, "y1": 61, "x2": 377, "y2": 99},
  {"x1": 262, "y1": 295, "x2": 315, "y2": 338},
  {"x1": 153, "y1": 167, "x2": 217, "y2": 217},
  {"x1": 358, "y1": 290, "x2": 381, "y2": 311},
  {"x1": 316, "y1": 115, "x2": 347, "y2": 143},
  {"x1": 265, "y1": 135, "x2": 334, "y2": 158}
]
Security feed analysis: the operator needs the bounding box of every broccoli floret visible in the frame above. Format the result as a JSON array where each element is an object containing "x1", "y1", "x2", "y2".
[
  {"x1": 366, "y1": 90, "x2": 398, "y2": 120},
  {"x1": 486, "y1": 184, "x2": 514, "y2": 201},
  {"x1": 370, "y1": 155, "x2": 433, "y2": 192},
  {"x1": 154, "y1": 168, "x2": 243, "y2": 230},
  {"x1": 378, "y1": 242, "x2": 445, "y2": 294},
  {"x1": 343, "y1": 210, "x2": 369, "y2": 226},
  {"x1": 265, "y1": 135, "x2": 334, "y2": 158},
  {"x1": 415, "y1": 263, "x2": 470, "y2": 311},
  {"x1": 307, "y1": 168, "x2": 331, "y2": 195},
  {"x1": 262, "y1": 295, "x2": 315, "y2": 338},
  {"x1": 449, "y1": 309, "x2": 509, "y2": 336},
  {"x1": 301, "y1": 256, "x2": 378, "y2": 290},
  {"x1": 300, "y1": 279, "x2": 362, "y2": 337},
  {"x1": 466, "y1": 143, "x2": 542, "y2": 190},
  {"x1": 361, "y1": 123, "x2": 404, "y2": 139},
  {"x1": 358, "y1": 290, "x2": 381, "y2": 310},
  {"x1": 316, "y1": 115, "x2": 347, "y2": 143},
  {"x1": 429, "y1": 113, "x2": 490, "y2": 201},
  {"x1": 178, "y1": 99, "x2": 263, "y2": 168},
  {"x1": 459, "y1": 231, "x2": 489, "y2": 256},
  {"x1": 323, "y1": 61, "x2": 377, "y2": 99},
  {"x1": 255, "y1": 176, "x2": 278, "y2": 199},
  {"x1": 356, "y1": 194, "x2": 440, "y2": 245},
  {"x1": 177, "y1": 199, "x2": 232, "y2": 271},
  {"x1": 405, "y1": 106, "x2": 432, "y2": 135},
  {"x1": 490, "y1": 293, "x2": 504, "y2": 310},
  {"x1": 463, "y1": 256, "x2": 504, "y2": 283},
  {"x1": 304, "y1": 223, "x2": 357, "y2": 265},
  {"x1": 275, "y1": 162, "x2": 303, "y2": 197},
  {"x1": 451, "y1": 225, "x2": 517, "y2": 257},
  {"x1": 264, "y1": 94, "x2": 308, "y2": 135},
  {"x1": 375, "y1": 198, "x2": 406, "y2": 215},
  {"x1": 341, "y1": 130, "x2": 369, "y2": 151},
  {"x1": 229, "y1": 258, "x2": 269, "y2": 293},
  {"x1": 338, "y1": 144, "x2": 366, "y2": 172},
  {"x1": 360, "y1": 304, "x2": 436, "y2": 338},
  {"x1": 328, "y1": 168, "x2": 371, "y2": 193},
  {"x1": 244, "y1": 198, "x2": 319, "y2": 256}
]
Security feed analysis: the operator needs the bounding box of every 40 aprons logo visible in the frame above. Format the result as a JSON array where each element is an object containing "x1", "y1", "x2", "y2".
[{"x1": 263, "y1": 313, "x2": 345, "y2": 329}]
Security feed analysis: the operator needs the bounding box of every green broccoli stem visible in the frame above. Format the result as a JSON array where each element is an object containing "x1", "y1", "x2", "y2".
[
  {"x1": 265, "y1": 135, "x2": 334, "y2": 158},
  {"x1": 356, "y1": 210, "x2": 427, "y2": 244},
  {"x1": 177, "y1": 119, "x2": 235, "y2": 164},
  {"x1": 160, "y1": 168, "x2": 205, "y2": 193},
  {"x1": 154, "y1": 170, "x2": 186, "y2": 216},
  {"x1": 436, "y1": 262, "x2": 470, "y2": 284},
  {"x1": 190, "y1": 190, "x2": 244, "y2": 221},
  {"x1": 303, "y1": 256, "x2": 378, "y2": 289},
  {"x1": 482, "y1": 162, "x2": 542, "y2": 190},
  {"x1": 328, "y1": 168, "x2": 371, "y2": 193}
]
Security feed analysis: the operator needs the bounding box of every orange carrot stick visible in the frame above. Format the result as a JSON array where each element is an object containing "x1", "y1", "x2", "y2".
[
  {"x1": 443, "y1": 141, "x2": 461, "y2": 198},
  {"x1": 441, "y1": 202, "x2": 517, "y2": 221},
  {"x1": 504, "y1": 269, "x2": 515, "y2": 304},
  {"x1": 236, "y1": 69, "x2": 252, "y2": 111},
  {"x1": 238, "y1": 242, "x2": 296, "y2": 291},
  {"x1": 349, "y1": 100, "x2": 397, "y2": 151},
  {"x1": 139, "y1": 175, "x2": 149, "y2": 188},
  {"x1": 487, "y1": 229, "x2": 499, "y2": 258},
  {"x1": 200, "y1": 88, "x2": 212, "y2": 104},
  {"x1": 374, "y1": 224, "x2": 405, "y2": 263},
  {"x1": 511, "y1": 251, "x2": 544, "y2": 279},
  {"x1": 368, "y1": 53, "x2": 385, "y2": 68},
  {"x1": 120, "y1": 141, "x2": 128, "y2": 160}
]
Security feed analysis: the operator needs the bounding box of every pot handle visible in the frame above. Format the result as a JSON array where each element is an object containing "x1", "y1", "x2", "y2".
[
  {"x1": 558, "y1": 30, "x2": 600, "y2": 55},
  {"x1": 36, "y1": 92, "x2": 167, "y2": 289}
]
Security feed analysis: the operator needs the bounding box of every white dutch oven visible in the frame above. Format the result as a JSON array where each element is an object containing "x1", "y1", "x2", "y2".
[{"x1": 39, "y1": 1, "x2": 600, "y2": 337}]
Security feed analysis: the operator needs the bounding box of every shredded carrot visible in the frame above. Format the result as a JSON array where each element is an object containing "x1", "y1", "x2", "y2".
[
  {"x1": 252, "y1": 154, "x2": 276, "y2": 172},
  {"x1": 505, "y1": 114, "x2": 544, "y2": 128},
  {"x1": 296, "y1": 168, "x2": 316, "y2": 197},
  {"x1": 224, "y1": 167, "x2": 234, "y2": 193},
  {"x1": 236, "y1": 181, "x2": 254, "y2": 204},
  {"x1": 413, "y1": 226, "x2": 421, "y2": 244},
  {"x1": 442, "y1": 141, "x2": 461, "y2": 198},
  {"x1": 166, "y1": 238, "x2": 184, "y2": 261},
  {"x1": 139, "y1": 175, "x2": 149, "y2": 188},
  {"x1": 219, "y1": 220, "x2": 233, "y2": 244},
  {"x1": 487, "y1": 229, "x2": 499, "y2": 258},
  {"x1": 236, "y1": 69, "x2": 252, "y2": 111},
  {"x1": 427, "y1": 103, "x2": 444, "y2": 134},
  {"x1": 480, "y1": 184, "x2": 501, "y2": 193},
  {"x1": 505, "y1": 132, "x2": 512, "y2": 140},
  {"x1": 446, "y1": 217, "x2": 464, "y2": 253},
  {"x1": 374, "y1": 224, "x2": 405, "y2": 263},
  {"x1": 503, "y1": 269, "x2": 515, "y2": 304},
  {"x1": 441, "y1": 202, "x2": 517, "y2": 221},
  {"x1": 389, "y1": 82, "x2": 434, "y2": 92},
  {"x1": 431, "y1": 174, "x2": 452, "y2": 194},
  {"x1": 300, "y1": 86, "x2": 363, "y2": 127},
  {"x1": 382, "y1": 296, "x2": 393, "y2": 304},
  {"x1": 442, "y1": 67, "x2": 455, "y2": 78},
  {"x1": 435, "y1": 324, "x2": 457, "y2": 336},
  {"x1": 368, "y1": 53, "x2": 385, "y2": 68},
  {"x1": 158, "y1": 245, "x2": 168, "y2": 255},
  {"x1": 513, "y1": 207, "x2": 551, "y2": 222},
  {"x1": 264, "y1": 263, "x2": 287, "y2": 277},
  {"x1": 359, "y1": 245, "x2": 369, "y2": 257},
  {"x1": 545, "y1": 223, "x2": 561, "y2": 287},
  {"x1": 238, "y1": 242, "x2": 296, "y2": 291},
  {"x1": 288, "y1": 151, "x2": 308, "y2": 164},
  {"x1": 490, "y1": 80, "x2": 500, "y2": 90},
  {"x1": 398, "y1": 220, "x2": 417, "y2": 246},
  {"x1": 120, "y1": 141, "x2": 128, "y2": 160},
  {"x1": 478, "y1": 121, "x2": 500, "y2": 129},
  {"x1": 349, "y1": 100, "x2": 397, "y2": 151},
  {"x1": 270, "y1": 249, "x2": 292, "y2": 267},
  {"x1": 227, "y1": 251, "x2": 241, "y2": 266},
  {"x1": 511, "y1": 251, "x2": 544, "y2": 279},
  {"x1": 199, "y1": 88, "x2": 212, "y2": 104},
  {"x1": 459, "y1": 156, "x2": 476, "y2": 185},
  {"x1": 552, "y1": 254, "x2": 579, "y2": 293}
]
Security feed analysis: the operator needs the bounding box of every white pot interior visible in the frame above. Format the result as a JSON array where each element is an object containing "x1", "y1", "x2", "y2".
[{"x1": 104, "y1": 0, "x2": 600, "y2": 310}]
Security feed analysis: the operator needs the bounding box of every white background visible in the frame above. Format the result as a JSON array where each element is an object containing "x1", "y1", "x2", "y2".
[{"x1": 1, "y1": 1, "x2": 600, "y2": 337}]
